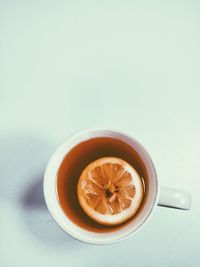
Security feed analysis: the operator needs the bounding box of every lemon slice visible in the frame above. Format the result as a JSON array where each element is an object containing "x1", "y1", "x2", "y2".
[{"x1": 77, "y1": 157, "x2": 144, "y2": 226}]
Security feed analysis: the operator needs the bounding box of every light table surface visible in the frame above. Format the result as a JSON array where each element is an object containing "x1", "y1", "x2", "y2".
[{"x1": 1, "y1": 1, "x2": 200, "y2": 266}]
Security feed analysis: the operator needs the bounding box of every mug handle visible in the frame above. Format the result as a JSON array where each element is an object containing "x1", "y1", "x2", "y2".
[{"x1": 158, "y1": 187, "x2": 191, "y2": 210}]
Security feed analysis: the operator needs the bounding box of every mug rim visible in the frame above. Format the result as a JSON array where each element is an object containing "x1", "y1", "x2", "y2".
[{"x1": 43, "y1": 128, "x2": 159, "y2": 244}]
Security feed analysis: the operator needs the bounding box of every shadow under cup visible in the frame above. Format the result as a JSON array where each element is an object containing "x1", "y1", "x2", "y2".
[{"x1": 44, "y1": 130, "x2": 158, "y2": 244}]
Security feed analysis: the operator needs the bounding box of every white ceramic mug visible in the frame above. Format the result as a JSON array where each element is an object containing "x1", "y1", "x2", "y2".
[{"x1": 43, "y1": 129, "x2": 191, "y2": 244}]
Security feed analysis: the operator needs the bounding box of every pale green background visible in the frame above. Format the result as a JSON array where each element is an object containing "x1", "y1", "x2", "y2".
[{"x1": 1, "y1": 1, "x2": 200, "y2": 266}]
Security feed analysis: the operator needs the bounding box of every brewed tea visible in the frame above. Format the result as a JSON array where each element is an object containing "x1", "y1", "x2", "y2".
[{"x1": 57, "y1": 137, "x2": 148, "y2": 233}]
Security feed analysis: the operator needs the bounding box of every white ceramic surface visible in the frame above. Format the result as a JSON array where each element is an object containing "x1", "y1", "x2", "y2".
[
  {"x1": 44, "y1": 129, "x2": 159, "y2": 244},
  {"x1": 1, "y1": 0, "x2": 200, "y2": 266},
  {"x1": 43, "y1": 129, "x2": 191, "y2": 244}
]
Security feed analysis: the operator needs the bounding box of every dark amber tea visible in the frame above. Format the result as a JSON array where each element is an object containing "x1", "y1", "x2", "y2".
[{"x1": 57, "y1": 137, "x2": 148, "y2": 233}]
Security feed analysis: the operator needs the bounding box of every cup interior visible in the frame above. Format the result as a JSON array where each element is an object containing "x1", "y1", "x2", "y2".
[{"x1": 43, "y1": 129, "x2": 158, "y2": 244}]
